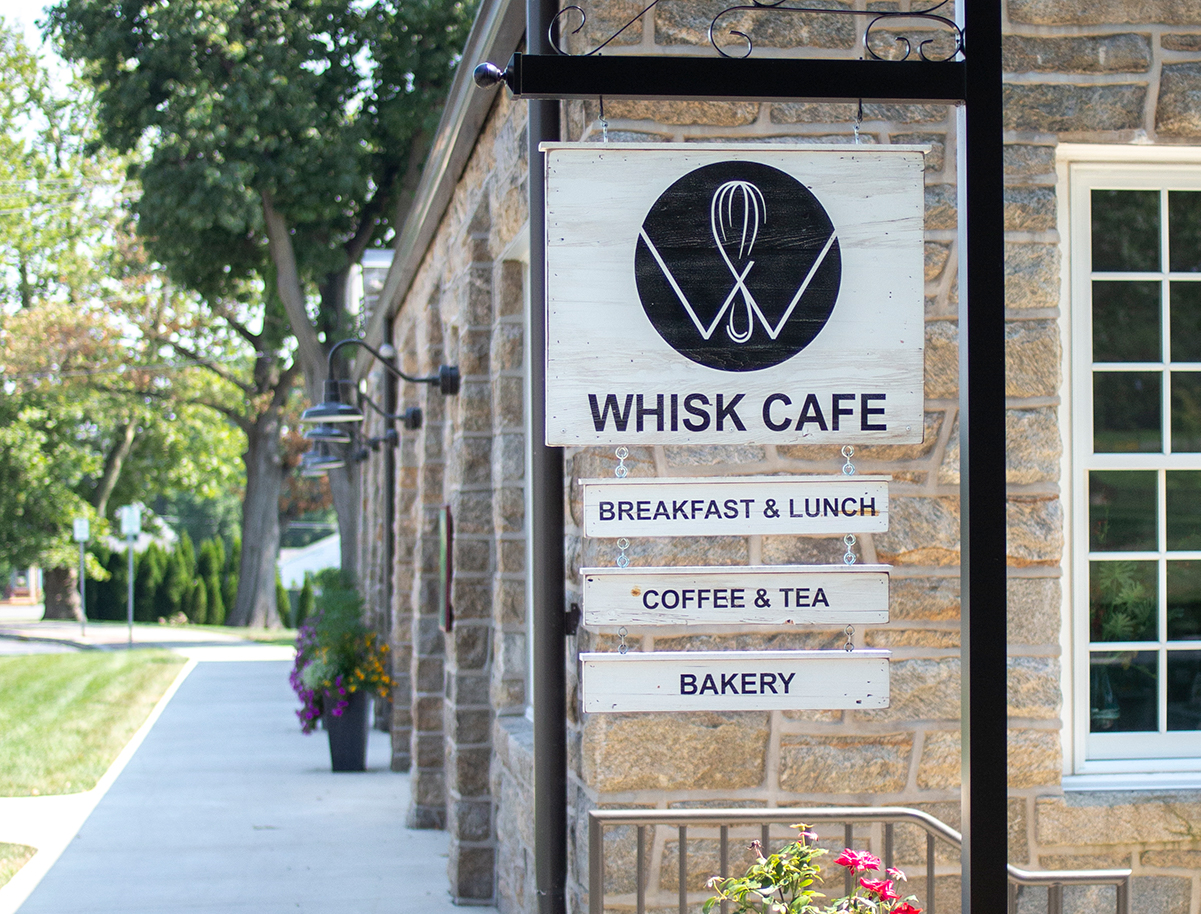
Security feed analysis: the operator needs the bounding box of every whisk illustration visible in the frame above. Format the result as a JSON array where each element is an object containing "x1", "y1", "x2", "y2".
[{"x1": 711, "y1": 180, "x2": 766, "y2": 344}]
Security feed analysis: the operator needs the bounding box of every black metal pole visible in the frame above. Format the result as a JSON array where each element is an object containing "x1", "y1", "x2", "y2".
[
  {"x1": 960, "y1": 2, "x2": 1007, "y2": 912},
  {"x1": 527, "y1": 0, "x2": 567, "y2": 910}
]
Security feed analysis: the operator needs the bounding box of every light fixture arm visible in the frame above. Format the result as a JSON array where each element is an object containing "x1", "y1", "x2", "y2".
[
  {"x1": 358, "y1": 389, "x2": 423, "y2": 430},
  {"x1": 327, "y1": 338, "x2": 460, "y2": 395}
]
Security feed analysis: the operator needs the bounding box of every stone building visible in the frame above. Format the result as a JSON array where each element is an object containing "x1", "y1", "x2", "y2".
[{"x1": 348, "y1": 2, "x2": 1201, "y2": 912}]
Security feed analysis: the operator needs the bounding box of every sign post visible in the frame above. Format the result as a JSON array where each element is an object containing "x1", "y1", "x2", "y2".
[
  {"x1": 118, "y1": 505, "x2": 141, "y2": 646},
  {"x1": 73, "y1": 517, "x2": 89, "y2": 638}
]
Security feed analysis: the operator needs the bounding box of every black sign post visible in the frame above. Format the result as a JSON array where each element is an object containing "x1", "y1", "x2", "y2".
[{"x1": 485, "y1": 1, "x2": 1006, "y2": 910}]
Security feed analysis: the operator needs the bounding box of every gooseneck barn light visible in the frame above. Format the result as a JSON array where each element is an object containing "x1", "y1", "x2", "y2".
[{"x1": 300, "y1": 338, "x2": 459, "y2": 425}]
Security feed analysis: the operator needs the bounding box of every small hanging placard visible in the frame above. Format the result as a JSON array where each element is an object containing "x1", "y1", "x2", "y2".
[
  {"x1": 580, "y1": 649, "x2": 890, "y2": 713},
  {"x1": 581, "y1": 475, "x2": 889, "y2": 538}
]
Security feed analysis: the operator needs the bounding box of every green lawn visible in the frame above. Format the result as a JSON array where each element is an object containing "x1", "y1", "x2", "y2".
[
  {"x1": 0, "y1": 843, "x2": 36, "y2": 890},
  {"x1": 0, "y1": 650, "x2": 185, "y2": 797}
]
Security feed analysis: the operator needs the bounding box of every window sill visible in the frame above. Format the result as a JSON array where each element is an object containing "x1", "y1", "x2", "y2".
[{"x1": 1063, "y1": 771, "x2": 1201, "y2": 792}]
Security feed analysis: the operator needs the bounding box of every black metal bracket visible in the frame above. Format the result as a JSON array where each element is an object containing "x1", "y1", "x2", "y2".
[
  {"x1": 565, "y1": 603, "x2": 581, "y2": 636},
  {"x1": 474, "y1": 52, "x2": 965, "y2": 104}
]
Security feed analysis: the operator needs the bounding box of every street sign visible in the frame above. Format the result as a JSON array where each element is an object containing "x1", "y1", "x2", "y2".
[
  {"x1": 118, "y1": 505, "x2": 141, "y2": 538},
  {"x1": 544, "y1": 143, "x2": 925, "y2": 446},
  {"x1": 73, "y1": 518, "x2": 90, "y2": 543},
  {"x1": 580, "y1": 650, "x2": 890, "y2": 712},
  {"x1": 581, "y1": 564, "x2": 889, "y2": 627},
  {"x1": 581, "y1": 475, "x2": 888, "y2": 538}
]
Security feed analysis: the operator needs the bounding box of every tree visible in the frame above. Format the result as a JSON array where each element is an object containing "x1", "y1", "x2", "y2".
[
  {"x1": 0, "y1": 20, "x2": 245, "y2": 618},
  {"x1": 47, "y1": 0, "x2": 478, "y2": 576}
]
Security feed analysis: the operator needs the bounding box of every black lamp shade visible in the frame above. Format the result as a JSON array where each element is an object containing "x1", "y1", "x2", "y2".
[
  {"x1": 304, "y1": 423, "x2": 353, "y2": 445},
  {"x1": 300, "y1": 379, "x2": 364, "y2": 424}
]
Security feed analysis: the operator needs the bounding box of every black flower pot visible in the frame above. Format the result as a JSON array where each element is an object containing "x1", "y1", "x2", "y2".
[{"x1": 324, "y1": 688, "x2": 369, "y2": 771}]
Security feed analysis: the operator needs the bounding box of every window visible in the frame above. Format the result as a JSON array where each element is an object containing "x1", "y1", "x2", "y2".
[{"x1": 1069, "y1": 155, "x2": 1201, "y2": 772}]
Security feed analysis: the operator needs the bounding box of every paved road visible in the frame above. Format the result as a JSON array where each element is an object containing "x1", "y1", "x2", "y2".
[{"x1": 14, "y1": 660, "x2": 470, "y2": 914}]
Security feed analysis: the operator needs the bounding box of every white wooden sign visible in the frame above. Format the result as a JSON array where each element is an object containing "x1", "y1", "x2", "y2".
[
  {"x1": 581, "y1": 650, "x2": 890, "y2": 712},
  {"x1": 581, "y1": 564, "x2": 889, "y2": 627},
  {"x1": 543, "y1": 143, "x2": 925, "y2": 446},
  {"x1": 581, "y1": 475, "x2": 888, "y2": 538}
]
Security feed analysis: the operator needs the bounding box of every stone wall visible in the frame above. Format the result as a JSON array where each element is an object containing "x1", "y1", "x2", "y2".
[{"x1": 358, "y1": 1, "x2": 1201, "y2": 912}]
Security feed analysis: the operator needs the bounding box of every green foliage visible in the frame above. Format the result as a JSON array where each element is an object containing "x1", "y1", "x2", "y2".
[
  {"x1": 156, "y1": 547, "x2": 186, "y2": 619},
  {"x1": 704, "y1": 831, "x2": 826, "y2": 914},
  {"x1": 47, "y1": 0, "x2": 479, "y2": 299},
  {"x1": 276, "y1": 573, "x2": 292, "y2": 628},
  {"x1": 187, "y1": 578, "x2": 208, "y2": 626},
  {"x1": 290, "y1": 569, "x2": 391, "y2": 731},
  {"x1": 704, "y1": 828, "x2": 923, "y2": 914},
  {"x1": 297, "y1": 573, "x2": 316, "y2": 629}
]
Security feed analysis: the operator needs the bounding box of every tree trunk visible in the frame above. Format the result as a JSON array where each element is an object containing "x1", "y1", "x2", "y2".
[
  {"x1": 42, "y1": 566, "x2": 83, "y2": 621},
  {"x1": 226, "y1": 408, "x2": 284, "y2": 628},
  {"x1": 92, "y1": 420, "x2": 137, "y2": 516}
]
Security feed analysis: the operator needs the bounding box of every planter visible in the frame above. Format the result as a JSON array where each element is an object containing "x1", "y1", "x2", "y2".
[{"x1": 324, "y1": 688, "x2": 369, "y2": 771}]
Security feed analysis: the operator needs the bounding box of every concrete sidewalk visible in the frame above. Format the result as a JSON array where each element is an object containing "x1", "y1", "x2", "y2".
[{"x1": 6, "y1": 659, "x2": 474, "y2": 914}]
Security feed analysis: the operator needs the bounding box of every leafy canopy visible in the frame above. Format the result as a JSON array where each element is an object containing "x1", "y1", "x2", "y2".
[{"x1": 47, "y1": 0, "x2": 479, "y2": 301}]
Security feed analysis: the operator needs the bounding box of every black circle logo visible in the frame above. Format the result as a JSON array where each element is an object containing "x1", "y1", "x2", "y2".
[{"x1": 634, "y1": 161, "x2": 841, "y2": 372}]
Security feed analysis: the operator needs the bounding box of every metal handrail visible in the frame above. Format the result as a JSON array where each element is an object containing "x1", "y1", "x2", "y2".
[{"x1": 588, "y1": 807, "x2": 1131, "y2": 914}]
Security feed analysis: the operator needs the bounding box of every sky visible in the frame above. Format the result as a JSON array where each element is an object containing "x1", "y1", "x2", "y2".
[{"x1": 0, "y1": 1, "x2": 54, "y2": 55}]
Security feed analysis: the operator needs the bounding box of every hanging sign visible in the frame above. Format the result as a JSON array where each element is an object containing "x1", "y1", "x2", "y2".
[
  {"x1": 543, "y1": 143, "x2": 925, "y2": 446},
  {"x1": 581, "y1": 564, "x2": 889, "y2": 627},
  {"x1": 580, "y1": 650, "x2": 890, "y2": 712},
  {"x1": 581, "y1": 475, "x2": 888, "y2": 538}
]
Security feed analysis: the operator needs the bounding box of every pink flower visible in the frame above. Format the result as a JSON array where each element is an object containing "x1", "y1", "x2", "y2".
[
  {"x1": 835, "y1": 849, "x2": 882, "y2": 872},
  {"x1": 887, "y1": 867, "x2": 907, "y2": 882},
  {"x1": 893, "y1": 903, "x2": 922, "y2": 914},
  {"x1": 859, "y1": 878, "x2": 898, "y2": 901}
]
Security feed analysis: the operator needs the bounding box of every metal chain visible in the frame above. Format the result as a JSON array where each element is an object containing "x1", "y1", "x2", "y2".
[
  {"x1": 841, "y1": 444, "x2": 856, "y2": 476},
  {"x1": 844, "y1": 624, "x2": 856, "y2": 652},
  {"x1": 615, "y1": 445, "x2": 628, "y2": 478},
  {"x1": 599, "y1": 95, "x2": 609, "y2": 143},
  {"x1": 843, "y1": 533, "x2": 857, "y2": 566},
  {"x1": 853, "y1": 98, "x2": 863, "y2": 144},
  {"x1": 618, "y1": 626, "x2": 629, "y2": 654},
  {"x1": 616, "y1": 536, "x2": 630, "y2": 568}
]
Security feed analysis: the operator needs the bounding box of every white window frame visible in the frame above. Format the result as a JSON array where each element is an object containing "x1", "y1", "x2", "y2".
[{"x1": 1062, "y1": 145, "x2": 1201, "y2": 780}]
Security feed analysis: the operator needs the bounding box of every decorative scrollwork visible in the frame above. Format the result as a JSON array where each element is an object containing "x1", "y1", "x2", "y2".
[
  {"x1": 547, "y1": 0, "x2": 963, "y2": 62},
  {"x1": 710, "y1": 0, "x2": 963, "y2": 61},
  {"x1": 550, "y1": 0, "x2": 672, "y2": 56}
]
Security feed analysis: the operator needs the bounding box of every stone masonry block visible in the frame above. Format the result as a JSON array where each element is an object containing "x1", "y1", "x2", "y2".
[
  {"x1": 860, "y1": 658, "x2": 960, "y2": 722},
  {"x1": 1005, "y1": 186, "x2": 1057, "y2": 232},
  {"x1": 581, "y1": 712, "x2": 769, "y2": 792},
  {"x1": 890, "y1": 577, "x2": 960, "y2": 623},
  {"x1": 448, "y1": 844, "x2": 495, "y2": 900},
  {"x1": 1008, "y1": 576, "x2": 1060, "y2": 646},
  {"x1": 1006, "y1": 243, "x2": 1061, "y2": 311},
  {"x1": 1036, "y1": 793, "x2": 1201, "y2": 846},
  {"x1": 1005, "y1": 144, "x2": 1057, "y2": 179},
  {"x1": 778, "y1": 734, "x2": 912, "y2": 795},
  {"x1": 1009, "y1": 729, "x2": 1060, "y2": 788},
  {"x1": 1162, "y1": 34, "x2": 1201, "y2": 52},
  {"x1": 1008, "y1": 0, "x2": 1201, "y2": 25},
  {"x1": 873, "y1": 496, "x2": 960, "y2": 566},
  {"x1": 925, "y1": 320, "x2": 958, "y2": 401},
  {"x1": 1157, "y1": 63, "x2": 1201, "y2": 136},
  {"x1": 1007, "y1": 496, "x2": 1063, "y2": 567},
  {"x1": 916, "y1": 729, "x2": 960, "y2": 789},
  {"x1": 1006, "y1": 320, "x2": 1061, "y2": 398},
  {"x1": 925, "y1": 183, "x2": 957, "y2": 230},
  {"x1": 1007, "y1": 407, "x2": 1061, "y2": 485},
  {"x1": 657, "y1": 0, "x2": 854, "y2": 50},
  {"x1": 1003, "y1": 34, "x2": 1152, "y2": 73},
  {"x1": 603, "y1": 99, "x2": 760, "y2": 126},
  {"x1": 1008, "y1": 656, "x2": 1060, "y2": 719},
  {"x1": 1003, "y1": 84, "x2": 1147, "y2": 134}
]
